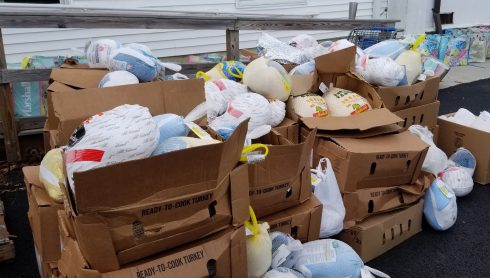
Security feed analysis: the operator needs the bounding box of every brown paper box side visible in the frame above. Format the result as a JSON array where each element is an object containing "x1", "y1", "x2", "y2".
[
  {"x1": 394, "y1": 101, "x2": 440, "y2": 130},
  {"x1": 47, "y1": 79, "x2": 204, "y2": 145},
  {"x1": 249, "y1": 127, "x2": 316, "y2": 217},
  {"x1": 314, "y1": 131, "x2": 429, "y2": 192},
  {"x1": 339, "y1": 200, "x2": 424, "y2": 262},
  {"x1": 342, "y1": 174, "x2": 430, "y2": 225},
  {"x1": 261, "y1": 195, "x2": 322, "y2": 242},
  {"x1": 437, "y1": 116, "x2": 490, "y2": 185},
  {"x1": 375, "y1": 76, "x2": 440, "y2": 112},
  {"x1": 23, "y1": 166, "x2": 63, "y2": 263},
  {"x1": 63, "y1": 164, "x2": 249, "y2": 272},
  {"x1": 58, "y1": 210, "x2": 247, "y2": 278}
]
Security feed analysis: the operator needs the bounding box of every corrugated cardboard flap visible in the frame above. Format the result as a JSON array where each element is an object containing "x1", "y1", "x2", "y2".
[
  {"x1": 315, "y1": 46, "x2": 356, "y2": 74},
  {"x1": 23, "y1": 166, "x2": 63, "y2": 207},
  {"x1": 49, "y1": 68, "x2": 108, "y2": 89},
  {"x1": 49, "y1": 79, "x2": 205, "y2": 146},
  {"x1": 302, "y1": 108, "x2": 403, "y2": 136},
  {"x1": 71, "y1": 121, "x2": 247, "y2": 214},
  {"x1": 331, "y1": 131, "x2": 429, "y2": 153}
]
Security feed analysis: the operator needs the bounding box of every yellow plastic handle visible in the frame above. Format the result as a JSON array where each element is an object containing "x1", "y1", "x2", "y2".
[
  {"x1": 196, "y1": 71, "x2": 210, "y2": 81},
  {"x1": 240, "y1": 144, "x2": 269, "y2": 162},
  {"x1": 226, "y1": 63, "x2": 244, "y2": 80},
  {"x1": 412, "y1": 34, "x2": 427, "y2": 50},
  {"x1": 244, "y1": 206, "x2": 259, "y2": 236}
]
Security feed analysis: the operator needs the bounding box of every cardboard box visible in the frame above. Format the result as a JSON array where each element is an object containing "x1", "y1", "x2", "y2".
[
  {"x1": 249, "y1": 121, "x2": 316, "y2": 218},
  {"x1": 437, "y1": 115, "x2": 490, "y2": 184},
  {"x1": 63, "y1": 162, "x2": 249, "y2": 272},
  {"x1": 58, "y1": 211, "x2": 247, "y2": 278},
  {"x1": 343, "y1": 174, "x2": 430, "y2": 225},
  {"x1": 35, "y1": 246, "x2": 59, "y2": 278},
  {"x1": 338, "y1": 200, "x2": 424, "y2": 262},
  {"x1": 313, "y1": 131, "x2": 429, "y2": 192},
  {"x1": 47, "y1": 67, "x2": 108, "y2": 94},
  {"x1": 394, "y1": 101, "x2": 440, "y2": 130},
  {"x1": 261, "y1": 195, "x2": 322, "y2": 243},
  {"x1": 47, "y1": 79, "x2": 249, "y2": 271},
  {"x1": 375, "y1": 76, "x2": 440, "y2": 112},
  {"x1": 24, "y1": 166, "x2": 64, "y2": 263},
  {"x1": 430, "y1": 124, "x2": 439, "y2": 144},
  {"x1": 286, "y1": 47, "x2": 403, "y2": 138}
]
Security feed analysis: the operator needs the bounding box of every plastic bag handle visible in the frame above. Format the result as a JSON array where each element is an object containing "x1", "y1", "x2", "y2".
[
  {"x1": 361, "y1": 265, "x2": 391, "y2": 278},
  {"x1": 240, "y1": 144, "x2": 269, "y2": 163},
  {"x1": 224, "y1": 63, "x2": 244, "y2": 80},
  {"x1": 244, "y1": 206, "x2": 259, "y2": 236},
  {"x1": 196, "y1": 71, "x2": 211, "y2": 81}
]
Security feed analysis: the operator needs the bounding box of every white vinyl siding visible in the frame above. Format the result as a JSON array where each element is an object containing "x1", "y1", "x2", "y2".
[{"x1": 2, "y1": 0, "x2": 386, "y2": 63}]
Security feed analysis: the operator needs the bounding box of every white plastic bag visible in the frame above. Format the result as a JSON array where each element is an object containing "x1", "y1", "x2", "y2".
[
  {"x1": 423, "y1": 178, "x2": 457, "y2": 231},
  {"x1": 439, "y1": 166, "x2": 474, "y2": 197},
  {"x1": 449, "y1": 147, "x2": 477, "y2": 176},
  {"x1": 209, "y1": 93, "x2": 285, "y2": 141},
  {"x1": 65, "y1": 104, "x2": 159, "y2": 193},
  {"x1": 311, "y1": 158, "x2": 345, "y2": 238},
  {"x1": 408, "y1": 125, "x2": 448, "y2": 175},
  {"x1": 98, "y1": 70, "x2": 139, "y2": 88},
  {"x1": 356, "y1": 56, "x2": 405, "y2": 87},
  {"x1": 85, "y1": 39, "x2": 120, "y2": 68}
]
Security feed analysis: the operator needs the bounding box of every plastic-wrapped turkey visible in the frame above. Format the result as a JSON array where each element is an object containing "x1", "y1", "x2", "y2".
[{"x1": 209, "y1": 93, "x2": 286, "y2": 141}]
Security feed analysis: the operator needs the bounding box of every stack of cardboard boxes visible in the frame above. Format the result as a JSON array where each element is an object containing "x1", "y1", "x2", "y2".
[
  {"x1": 26, "y1": 65, "x2": 322, "y2": 277},
  {"x1": 374, "y1": 73, "x2": 441, "y2": 137},
  {"x1": 287, "y1": 46, "x2": 432, "y2": 262}
]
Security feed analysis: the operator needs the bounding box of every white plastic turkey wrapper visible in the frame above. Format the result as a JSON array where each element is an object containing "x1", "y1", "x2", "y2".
[
  {"x1": 356, "y1": 56, "x2": 405, "y2": 87},
  {"x1": 439, "y1": 109, "x2": 490, "y2": 133},
  {"x1": 85, "y1": 39, "x2": 120, "y2": 68},
  {"x1": 98, "y1": 71, "x2": 139, "y2": 88},
  {"x1": 65, "y1": 104, "x2": 159, "y2": 194},
  {"x1": 257, "y1": 32, "x2": 311, "y2": 65},
  {"x1": 209, "y1": 93, "x2": 285, "y2": 141}
]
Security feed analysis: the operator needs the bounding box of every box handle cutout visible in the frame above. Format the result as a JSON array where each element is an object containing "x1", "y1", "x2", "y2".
[
  {"x1": 368, "y1": 93, "x2": 374, "y2": 101},
  {"x1": 208, "y1": 200, "x2": 217, "y2": 217},
  {"x1": 420, "y1": 114, "x2": 424, "y2": 123},
  {"x1": 207, "y1": 259, "x2": 217, "y2": 278},
  {"x1": 382, "y1": 233, "x2": 386, "y2": 245},
  {"x1": 368, "y1": 200, "x2": 374, "y2": 213},
  {"x1": 420, "y1": 91, "x2": 424, "y2": 100},
  {"x1": 399, "y1": 224, "x2": 403, "y2": 235},
  {"x1": 411, "y1": 116, "x2": 416, "y2": 125},
  {"x1": 395, "y1": 96, "x2": 400, "y2": 106},
  {"x1": 291, "y1": 226, "x2": 299, "y2": 238},
  {"x1": 370, "y1": 162, "x2": 377, "y2": 175},
  {"x1": 403, "y1": 118, "x2": 408, "y2": 127},
  {"x1": 414, "y1": 94, "x2": 418, "y2": 100},
  {"x1": 405, "y1": 96, "x2": 410, "y2": 105},
  {"x1": 132, "y1": 220, "x2": 145, "y2": 240},
  {"x1": 406, "y1": 160, "x2": 411, "y2": 172},
  {"x1": 408, "y1": 219, "x2": 412, "y2": 231},
  {"x1": 391, "y1": 228, "x2": 395, "y2": 240},
  {"x1": 285, "y1": 187, "x2": 293, "y2": 199}
]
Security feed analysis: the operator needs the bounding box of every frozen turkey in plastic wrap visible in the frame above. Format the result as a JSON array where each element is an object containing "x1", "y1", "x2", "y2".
[{"x1": 64, "y1": 104, "x2": 159, "y2": 194}]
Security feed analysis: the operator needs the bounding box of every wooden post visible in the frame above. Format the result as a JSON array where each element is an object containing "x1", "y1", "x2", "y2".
[
  {"x1": 226, "y1": 29, "x2": 240, "y2": 61},
  {"x1": 0, "y1": 29, "x2": 21, "y2": 161}
]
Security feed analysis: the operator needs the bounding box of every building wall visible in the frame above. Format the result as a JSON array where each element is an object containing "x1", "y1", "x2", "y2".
[{"x1": 2, "y1": 0, "x2": 383, "y2": 63}]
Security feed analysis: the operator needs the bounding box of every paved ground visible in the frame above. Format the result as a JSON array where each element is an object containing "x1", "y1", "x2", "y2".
[
  {"x1": 0, "y1": 77, "x2": 489, "y2": 277},
  {"x1": 440, "y1": 60, "x2": 490, "y2": 89}
]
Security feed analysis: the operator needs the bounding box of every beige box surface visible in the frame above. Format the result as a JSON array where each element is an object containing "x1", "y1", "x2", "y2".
[
  {"x1": 24, "y1": 166, "x2": 63, "y2": 263},
  {"x1": 375, "y1": 76, "x2": 440, "y2": 112},
  {"x1": 437, "y1": 115, "x2": 490, "y2": 184},
  {"x1": 313, "y1": 131, "x2": 429, "y2": 192},
  {"x1": 58, "y1": 211, "x2": 247, "y2": 278},
  {"x1": 250, "y1": 121, "x2": 315, "y2": 218},
  {"x1": 261, "y1": 195, "x2": 322, "y2": 243},
  {"x1": 339, "y1": 200, "x2": 424, "y2": 262},
  {"x1": 394, "y1": 101, "x2": 440, "y2": 130}
]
